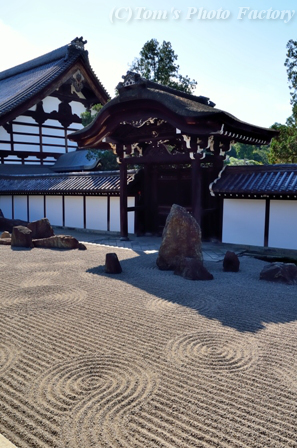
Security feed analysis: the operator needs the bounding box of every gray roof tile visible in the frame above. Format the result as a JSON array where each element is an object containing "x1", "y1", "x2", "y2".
[
  {"x1": 0, "y1": 171, "x2": 134, "y2": 195},
  {"x1": 211, "y1": 165, "x2": 297, "y2": 197}
]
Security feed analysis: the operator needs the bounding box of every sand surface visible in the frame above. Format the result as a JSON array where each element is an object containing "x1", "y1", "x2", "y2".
[{"x1": 0, "y1": 244, "x2": 296, "y2": 448}]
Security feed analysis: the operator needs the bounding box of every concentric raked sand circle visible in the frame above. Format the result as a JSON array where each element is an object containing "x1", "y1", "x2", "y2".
[
  {"x1": 33, "y1": 354, "x2": 157, "y2": 447},
  {"x1": 0, "y1": 284, "x2": 87, "y2": 313},
  {"x1": 166, "y1": 331, "x2": 258, "y2": 373},
  {"x1": 20, "y1": 271, "x2": 60, "y2": 287}
]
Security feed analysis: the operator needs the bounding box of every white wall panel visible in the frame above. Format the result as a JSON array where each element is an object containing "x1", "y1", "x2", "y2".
[
  {"x1": 14, "y1": 196, "x2": 28, "y2": 221},
  {"x1": 28, "y1": 196, "x2": 44, "y2": 222},
  {"x1": 65, "y1": 196, "x2": 84, "y2": 228},
  {"x1": 0, "y1": 196, "x2": 13, "y2": 218},
  {"x1": 86, "y1": 196, "x2": 108, "y2": 231},
  {"x1": 14, "y1": 116, "x2": 36, "y2": 125},
  {"x1": 69, "y1": 101, "x2": 85, "y2": 117},
  {"x1": 269, "y1": 200, "x2": 297, "y2": 250},
  {"x1": 110, "y1": 197, "x2": 120, "y2": 232},
  {"x1": 42, "y1": 96, "x2": 60, "y2": 113},
  {"x1": 222, "y1": 199, "x2": 265, "y2": 246},
  {"x1": 128, "y1": 197, "x2": 135, "y2": 234},
  {"x1": 46, "y1": 196, "x2": 63, "y2": 226},
  {"x1": 0, "y1": 126, "x2": 10, "y2": 141}
]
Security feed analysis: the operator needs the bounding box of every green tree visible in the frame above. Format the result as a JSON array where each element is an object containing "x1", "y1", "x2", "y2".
[
  {"x1": 130, "y1": 39, "x2": 197, "y2": 94},
  {"x1": 285, "y1": 39, "x2": 297, "y2": 105},
  {"x1": 227, "y1": 142, "x2": 270, "y2": 165},
  {"x1": 81, "y1": 103, "x2": 103, "y2": 127},
  {"x1": 269, "y1": 104, "x2": 297, "y2": 164},
  {"x1": 81, "y1": 104, "x2": 119, "y2": 170}
]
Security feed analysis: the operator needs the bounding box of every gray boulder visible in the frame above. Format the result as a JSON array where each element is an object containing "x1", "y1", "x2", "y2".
[
  {"x1": 105, "y1": 253, "x2": 122, "y2": 274},
  {"x1": 156, "y1": 204, "x2": 203, "y2": 271},
  {"x1": 260, "y1": 262, "x2": 297, "y2": 285},
  {"x1": 33, "y1": 235, "x2": 82, "y2": 250},
  {"x1": 223, "y1": 251, "x2": 240, "y2": 272},
  {"x1": 11, "y1": 226, "x2": 33, "y2": 248},
  {"x1": 174, "y1": 257, "x2": 213, "y2": 281},
  {"x1": 27, "y1": 218, "x2": 54, "y2": 239}
]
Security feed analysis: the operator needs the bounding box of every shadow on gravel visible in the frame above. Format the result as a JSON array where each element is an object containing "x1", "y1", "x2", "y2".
[{"x1": 87, "y1": 251, "x2": 297, "y2": 334}]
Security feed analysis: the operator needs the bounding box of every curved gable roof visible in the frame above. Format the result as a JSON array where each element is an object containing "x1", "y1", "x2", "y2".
[
  {"x1": 69, "y1": 72, "x2": 278, "y2": 148},
  {"x1": 0, "y1": 37, "x2": 110, "y2": 124}
]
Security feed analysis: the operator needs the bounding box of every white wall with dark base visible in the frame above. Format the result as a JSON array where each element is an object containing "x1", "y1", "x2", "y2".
[
  {"x1": 269, "y1": 200, "x2": 297, "y2": 250},
  {"x1": 222, "y1": 199, "x2": 266, "y2": 246},
  {"x1": 0, "y1": 194, "x2": 135, "y2": 234}
]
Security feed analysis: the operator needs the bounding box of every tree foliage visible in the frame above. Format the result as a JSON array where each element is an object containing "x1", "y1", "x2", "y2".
[
  {"x1": 81, "y1": 103, "x2": 103, "y2": 127},
  {"x1": 227, "y1": 143, "x2": 270, "y2": 165},
  {"x1": 130, "y1": 39, "x2": 197, "y2": 94},
  {"x1": 269, "y1": 104, "x2": 297, "y2": 164},
  {"x1": 285, "y1": 39, "x2": 297, "y2": 105}
]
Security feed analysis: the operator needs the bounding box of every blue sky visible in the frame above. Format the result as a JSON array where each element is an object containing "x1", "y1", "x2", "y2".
[{"x1": 0, "y1": 0, "x2": 296, "y2": 128}]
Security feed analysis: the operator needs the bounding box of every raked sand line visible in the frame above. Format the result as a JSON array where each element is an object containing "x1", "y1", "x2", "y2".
[{"x1": 0, "y1": 245, "x2": 297, "y2": 448}]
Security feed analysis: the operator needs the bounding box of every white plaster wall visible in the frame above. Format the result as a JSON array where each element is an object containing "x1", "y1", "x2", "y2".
[
  {"x1": 14, "y1": 195, "x2": 28, "y2": 221},
  {"x1": 69, "y1": 101, "x2": 85, "y2": 117},
  {"x1": 86, "y1": 196, "x2": 108, "y2": 231},
  {"x1": 65, "y1": 196, "x2": 84, "y2": 228},
  {"x1": 43, "y1": 126, "x2": 65, "y2": 137},
  {"x1": 13, "y1": 133, "x2": 40, "y2": 144},
  {"x1": 0, "y1": 143, "x2": 11, "y2": 151},
  {"x1": 110, "y1": 197, "x2": 120, "y2": 232},
  {"x1": 0, "y1": 196, "x2": 13, "y2": 218},
  {"x1": 13, "y1": 116, "x2": 37, "y2": 125},
  {"x1": 222, "y1": 199, "x2": 265, "y2": 246},
  {"x1": 28, "y1": 196, "x2": 44, "y2": 222},
  {"x1": 128, "y1": 197, "x2": 135, "y2": 234},
  {"x1": 269, "y1": 200, "x2": 297, "y2": 250},
  {"x1": 46, "y1": 196, "x2": 63, "y2": 226},
  {"x1": 0, "y1": 126, "x2": 10, "y2": 141},
  {"x1": 42, "y1": 96, "x2": 60, "y2": 113}
]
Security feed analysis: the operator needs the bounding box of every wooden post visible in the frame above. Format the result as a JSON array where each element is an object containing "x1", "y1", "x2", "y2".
[
  {"x1": 191, "y1": 155, "x2": 202, "y2": 226},
  {"x1": 120, "y1": 160, "x2": 129, "y2": 240}
]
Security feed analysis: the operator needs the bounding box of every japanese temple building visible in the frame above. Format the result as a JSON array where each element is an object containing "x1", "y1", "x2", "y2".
[
  {"x1": 69, "y1": 71, "x2": 278, "y2": 240},
  {"x1": 0, "y1": 38, "x2": 135, "y2": 232},
  {"x1": 2, "y1": 40, "x2": 296, "y2": 249}
]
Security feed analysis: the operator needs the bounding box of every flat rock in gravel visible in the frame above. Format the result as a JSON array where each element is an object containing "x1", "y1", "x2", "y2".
[
  {"x1": 33, "y1": 235, "x2": 81, "y2": 250},
  {"x1": 260, "y1": 262, "x2": 297, "y2": 285}
]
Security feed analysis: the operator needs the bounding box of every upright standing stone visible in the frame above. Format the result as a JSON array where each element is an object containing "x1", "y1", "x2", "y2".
[
  {"x1": 223, "y1": 251, "x2": 240, "y2": 272},
  {"x1": 156, "y1": 204, "x2": 203, "y2": 270},
  {"x1": 105, "y1": 253, "x2": 122, "y2": 274}
]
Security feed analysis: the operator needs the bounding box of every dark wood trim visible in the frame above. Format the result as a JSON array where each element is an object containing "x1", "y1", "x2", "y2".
[
  {"x1": 120, "y1": 160, "x2": 128, "y2": 239},
  {"x1": 12, "y1": 195, "x2": 14, "y2": 220},
  {"x1": 264, "y1": 198, "x2": 270, "y2": 247},
  {"x1": 62, "y1": 195, "x2": 65, "y2": 227},
  {"x1": 191, "y1": 156, "x2": 202, "y2": 226},
  {"x1": 107, "y1": 196, "x2": 110, "y2": 231},
  {"x1": 27, "y1": 195, "x2": 30, "y2": 222},
  {"x1": 83, "y1": 195, "x2": 86, "y2": 229}
]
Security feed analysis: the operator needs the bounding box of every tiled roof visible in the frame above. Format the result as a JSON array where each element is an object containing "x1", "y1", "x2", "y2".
[
  {"x1": 0, "y1": 171, "x2": 135, "y2": 195},
  {"x1": 51, "y1": 149, "x2": 100, "y2": 172},
  {"x1": 70, "y1": 72, "x2": 278, "y2": 148},
  {"x1": 211, "y1": 164, "x2": 297, "y2": 197},
  {"x1": 0, "y1": 37, "x2": 109, "y2": 123}
]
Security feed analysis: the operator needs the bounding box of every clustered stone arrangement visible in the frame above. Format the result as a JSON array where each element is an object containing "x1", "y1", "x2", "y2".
[
  {"x1": 0, "y1": 212, "x2": 86, "y2": 250},
  {"x1": 105, "y1": 204, "x2": 297, "y2": 285}
]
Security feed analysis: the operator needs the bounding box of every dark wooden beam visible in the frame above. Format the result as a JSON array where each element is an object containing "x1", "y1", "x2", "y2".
[{"x1": 120, "y1": 158, "x2": 129, "y2": 240}]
